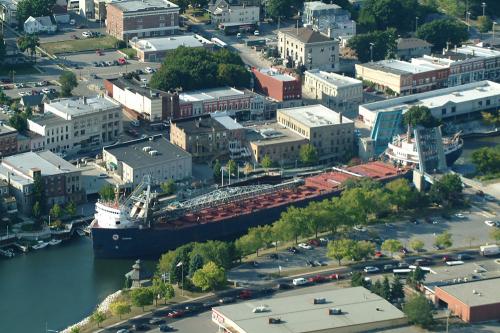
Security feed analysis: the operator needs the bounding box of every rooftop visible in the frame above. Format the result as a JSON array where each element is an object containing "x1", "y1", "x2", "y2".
[
  {"x1": 179, "y1": 87, "x2": 248, "y2": 103},
  {"x1": 106, "y1": 78, "x2": 170, "y2": 99},
  {"x1": 30, "y1": 112, "x2": 69, "y2": 127},
  {"x1": 110, "y1": 0, "x2": 178, "y2": 12},
  {"x1": 397, "y1": 37, "x2": 432, "y2": 50},
  {"x1": 255, "y1": 68, "x2": 298, "y2": 82},
  {"x1": 0, "y1": 123, "x2": 17, "y2": 136},
  {"x1": 304, "y1": 1, "x2": 342, "y2": 11},
  {"x1": 2, "y1": 151, "x2": 78, "y2": 177},
  {"x1": 278, "y1": 104, "x2": 354, "y2": 128},
  {"x1": 213, "y1": 287, "x2": 406, "y2": 333},
  {"x1": 171, "y1": 113, "x2": 242, "y2": 134},
  {"x1": 359, "y1": 59, "x2": 445, "y2": 75},
  {"x1": 305, "y1": 69, "x2": 362, "y2": 87},
  {"x1": 280, "y1": 27, "x2": 332, "y2": 44},
  {"x1": 103, "y1": 135, "x2": 191, "y2": 169},
  {"x1": 360, "y1": 80, "x2": 500, "y2": 114},
  {"x1": 246, "y1": 122, "x2": 308, "y2": 146},
  {"x1": 437, "y1": 278, "x2": 500, "y2": 307},
  {"x1": 130, "y1": 35, "x2": 206, "y2": 52},
  {"x1": 45, "y1": 96, "x2": 119, "y2": 119}
]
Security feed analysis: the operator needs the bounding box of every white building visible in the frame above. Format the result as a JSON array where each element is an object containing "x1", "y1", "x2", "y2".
[
  {"x1": 359, "y1": 80, "x2": 500, "y2": 128},
  {"x1": 303, "y1": 69, "x2": 363, "y2": 116},
  {"x1": 303, "y1": 1, "x2": 356, "y2": 39},
  {"x1": 28, "y1": 96, "x2": 122, "y2": 156},
  {"x1": 24, "y1": 16, "x2": 57, "y2": 34},
  {"x1": 102, "y1": 135, "x2": 192, "y2": 186},
  {"x1": 278, "y1": 27, "x2": 339, "y2": 71},
  {"x1": 208, "y1": 0, "x2": 259, "y2": 25}
]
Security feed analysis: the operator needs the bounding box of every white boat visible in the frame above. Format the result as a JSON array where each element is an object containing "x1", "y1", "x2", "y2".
[
  {"x1": 0, "y1": 249, "x2": 14, "y2": 258},
  {"x1": 76, "y1": 228, "x2": 86, "y2": 237},
  {"x1": 48, "y1": 239, "x2": 62, "y2": 246},
  {"x1": 32, "y1": 241, "x2": 49, "y2": 250}
]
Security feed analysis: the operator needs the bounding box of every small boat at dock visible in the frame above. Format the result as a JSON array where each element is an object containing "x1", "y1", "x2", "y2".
[
  {"x1": 32, "y1": 241, "x2": 48, "y2": 250},
  {"x1": 48, "y1": 239, "x2": 62, "y2": 246}
]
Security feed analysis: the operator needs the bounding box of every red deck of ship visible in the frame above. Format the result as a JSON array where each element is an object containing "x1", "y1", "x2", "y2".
[{"x1": 151, "y1": 161, "x2": 406, "y2": 230}]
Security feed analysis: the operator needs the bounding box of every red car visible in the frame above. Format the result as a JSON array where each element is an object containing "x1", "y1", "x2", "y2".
[
  {"x1": 307, "y1": 239, "x2": 320, "y2": 246},
  {"x1": 326, "y1": 273, "x2": 340, "y2": 280},
  {"x1": 96, "y1": 49, "x2": 103, "y2": 56},
  {"x1": 118, "y1": 57, "x2": 127, "y2": 65},
  {"x1": 374, "y1": 251, "x2": 383, "y2": 258},
  {"x1": 307, "y1": 275, "x2": 326, "y2": 283},
  {"x1": 167, "y1": 310, "x2": 185, "y2": 318},
  {"x1": 238, "y1": 290, "x2": 252, "y2": 299}
]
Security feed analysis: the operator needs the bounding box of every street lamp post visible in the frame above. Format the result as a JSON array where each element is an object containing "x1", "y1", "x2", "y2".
[
  {"x1": 467, "y1": 12, "x2": 471, "y2": 31},
  {"x1": 415, "y1": 17, "x2": 419, "y2": 33},
  {"x1": 482, "y1": 2, "x2": 486, "y2": 17},
  {"x1": 369, "y1": 42, "x2": 374, "y2": 62}
]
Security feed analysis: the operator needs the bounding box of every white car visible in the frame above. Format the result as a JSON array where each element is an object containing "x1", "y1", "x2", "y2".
[
  {"x1": 485, "y1": 220, "x2": 497, "y2": 227},
  {"x1": 253, "y1": 30, "x2": 260, "y2": 36},
  {"x1": 41, "y1": 88, "x2": 51, "y2": 94},
  {"x1": 69, "y1": 19, "x2": 75, "y2": 25},
  {"x1": 363, "y1": 266, "x2": 380, "y2": 274},
  {"x1": 292, "y1": 277, "x2": 308, "y2": 286},
  {"x1": 236, "y1": 32, "x2": 242, "y2": 38},
  {"x1": 18, "y1": 91, "x2": 30, "y2": 96},
  {"x1": 454, "y1": 213, "x2": 466, "y2": 219},
  {"x1": 353, "y1": 225, "x2": 367, "y2": 232},
  {"x1": 145, "y1": 67, "x2": 155, "y2": 74},
  {"x1": 82, "y1": 31, "x2": 91, "y2": 38},
  {"x1": 298, "y1": 243, "x2": 312, "y2": 250}
]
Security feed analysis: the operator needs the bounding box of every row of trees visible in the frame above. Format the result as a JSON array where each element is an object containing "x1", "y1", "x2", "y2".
[
  {"x1": 150, "y1": 47, "x2": 250, "y2": 92},
  {"x1": 471, "y1": 146, "x2": 500, "y2": 177}
]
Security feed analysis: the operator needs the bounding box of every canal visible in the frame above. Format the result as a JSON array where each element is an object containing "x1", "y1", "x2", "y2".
[{"x1": 0, "y1": 135, "x2": 498, "y2": 333}]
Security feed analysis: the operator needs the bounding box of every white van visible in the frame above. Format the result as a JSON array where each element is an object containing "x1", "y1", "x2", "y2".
[{"x1": 292, "y1": 278, "x2": 308, "y2": 286}]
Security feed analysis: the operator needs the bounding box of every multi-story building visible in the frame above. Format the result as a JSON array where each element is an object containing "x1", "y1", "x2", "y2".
[
  {"x1": 178, "y1": 87, "x2": 266, "y2": 121},
  {"x1": 0, "y1": 151, "x2": 83, "y2": 214},
  {"x1": 303, "y1": 69, "x2": 363, "y2": 116},
  {"x1": 103, "y1": 135, "x2": 191, "y2": 186},
  {"x1": 129, "y1": 34, "x2": 212, "y2": 62},
  {"x1": 170, "y1": 113, "x2": 246, "y2": 161},
  {"x1": 396, "y1": 38, "x2": 432, "y2": 60},
  {"x1": 355, "y1": 59, "x2": 449, "y2": 95},
  {"x1": 104, "y1": 77, "x2": 179, "y2": 122},
  {"x1": 0, "y1": 123, "x2": 19, "y2": 157},
  {"x1": 247, "y1": 122, "x2": 308, "y2": 166},
  {"x1": 28, "y1": 96, "x2": 122, "y2": 155},
  {"x1": 277, "y1": 104, "x2": 355, "y2": 163},
  {"x1": 278, "y1": 27, "x2": 339, "y2": 71},
  {"x1": 208, "y1": 0, "x2": 259, "y2": 25},
  {"x1": 252, "y1": 67, "x2": 302, "y2": 102},
  {"x1": 106, "y1": 0, "x2": 179, "y2": 41},
  {"x1": 303, "y1": 1, "x2": 356, "y2": 39}
]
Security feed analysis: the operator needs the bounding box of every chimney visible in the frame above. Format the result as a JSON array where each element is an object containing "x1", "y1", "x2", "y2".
[
  {"x1": 83, "y1": 96, "x2": 87, "y2": 105},
  {"x1": 338, "y1": 112, "x2": 343, "y2": 124}
]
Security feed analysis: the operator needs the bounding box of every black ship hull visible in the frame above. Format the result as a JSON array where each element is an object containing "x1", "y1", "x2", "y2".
[{"x1": 445, "y1": 146, "x2": 462, "y2": 167}]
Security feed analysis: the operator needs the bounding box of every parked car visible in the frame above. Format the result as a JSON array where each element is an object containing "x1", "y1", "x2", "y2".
[
  {"x1": 442, "y1": 255, "x2": 455, "y2": 262},
  {"x1": 238, "y1": 290, "x2": 252, "y2": 299},
  {"x1": 397, "y1": 261, "x2": 410, "y2": 268},
  {"x1": 485, "y1": 220, "x2": 497, "y2": 227},
  {"x1": 253, "y1": 30, "x2": 260, "y2": 36},
  {"x1": 276, "y1": 283, "x2": 293, "y2": 290},
  {"x1": 307, "y1": 239, "x2": 320, "y2": 246},
  {"x1": 118, "y1": 57, "x2": 127, "y2": 65},
  {"x1": 69, "y1": 19, "x2": 76, "y2": 25},
  {"x1": 149, "y1": 318, "x2": 164, "y2": 325},
  {"x1": 167, "y1": 310, "x2": 184, "y2": 318},
  {"x1": 82, "y1": 31, "x2": 92, "y2": 38},
  {"x1": 353, "y1": 225, "x2": 367, "y2": 232},
  {"x1": 145, "y1": 67, "x2": 155, "y2": 74},
  {"x1": 159, "y1": 324, "x2": 174, "y2": 332},
  {"x1": 454, "y1": 213, "x2": 466, "y2": 219},
  {"x1": 457, "y1": 253, "x2": 473, "y2": 261},
  {"x1": 298, "y1": 243, "x2": 312, "y2": 250},
  {"x1": 399, "y1": 247, "x2": 409, "y2": 255},
  {"x1": 411, "y1": 219, "x2": 419, "y2": 225},
  {"x1": 383, "y1": 264, "x2": 395, "y2": 271},
  {"x1": 292, "y1": 277, "x2": 308, "y2": 286},
  {"x1": 268, "y1": 253, "x2": 279, "y2": 259},
  {"x1": 184, "y1": 304, "x2": 202, "y2": 313},
  {"x1": 327, "y1": 273, "x2": 341, "y2": 280},
  {"x1": 414, "y1": 258, "x2": 432, "y2": 266},
  {"x1": 218, "y1": 297, "x2": 235, "y2": 304},
  {"x1": 287, "y1": 246, "x2": 299, "y2": 254},
  {"x1": 41, "y1": 88, "x2": 51, "y2": 94},
  {"x1": 202, "y1": 300, "x2": 218, "y2": 309},
  {"x1": 116, "y1": 329, "x2": 130, "y2": 333},
  {"x1": 307, "y1": 275, "x2": 326, "y2": 283},
  {"x1": 131, "y1": 323, "x2": 149, "y2": 331},
  {"x1": 363, "y1": 266, "x2": 380, "y2": 273}
]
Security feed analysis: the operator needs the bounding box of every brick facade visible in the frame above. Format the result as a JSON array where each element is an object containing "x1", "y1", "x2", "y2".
[{"x1": 252, "y1": 68, "x2": 301, "y2": 102}]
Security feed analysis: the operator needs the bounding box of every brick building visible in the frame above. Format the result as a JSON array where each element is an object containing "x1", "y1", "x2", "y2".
[
  {"x1": 106, "y1": 0, "x2": 179, "y2": 41},
  {"x1": 170, "y1": 113, "x2": 246, "y2": 161},
  {"x1": 0, "y1": 123, "x2": 19, "y2": 157},
  {"x1": 252, "y1": 67, "x2": 301, "y2": 102}
]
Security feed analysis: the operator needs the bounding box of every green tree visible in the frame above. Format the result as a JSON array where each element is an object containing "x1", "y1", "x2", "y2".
[
  {"x1": 49, "y1": 203, "x2": 61, "y2": 219},
  {"x1": 404, "y1": 294, "x2": 434, "y2": 328},
  {"x1": 151, "y1": 278, "x2": 175, "y2": 305},
  {"x1": 327, "y1": 239, "x2": 357, "y2": 265},
  {"x1": 434, "y1": 231, "x2": 453, "y2": 249},
  {"x1": 385, "y1": 178, "x2": 418, "y2": 212},
  {"x1": 8, "y1": 113, "x2": 28, "y2": 132},
  {"x1": 59, "y1": 71, "x2": 78, "y2": 97},
  {"x1": 275, "y1": 206, "x2": 309, "y2": 244},
  {"x1": 226, "y1": 159, "x2": 237, "y2": 175},
  {"x1": 217, "y1": 64, "x2": 251, "y2": 88},
  {"x1": 235, "y1": 226, "x2": 265, "y2": 257},
  {"x1": 90, "y1": 310, "x2": 106, "y2": 328},
  {"x1": 16, "y1": 0, "x2": 56, "y2": 25},
  {"x1": 429, "y1": 174, "x2": 463, "y2": 207},
  {"x1": 391, "y1": 276, "x2": 404, "y2": 302},
  {"x1": 417, "y1": 18, "x2": 468, "y2": 51},
  {"x1": 213, "y1": 159, "x2": 222, "y2": 182},
  {"x1": 299, "y1": 144, "x2": 319, "y2": 166},
  {"x1": 65, "y1": 200, "x2": 76, "y2": 217},
  {"x1": 358, "y1": 0, "x2": 426, "y2": 32},
  {"x1": 261, "y1": 154, "x2": 272, "y2": 170},
  {"x1": 347, "y1": 29, "x2": 398, "y2": 63},
  {"x1": 32, "y1": 201, "x2": 42, "y2": 220},
  {"x1": 305, "y1": 200, "x2": 330, "y2": 239},
  {"x1": 409, "y1": 238, "x2": 425, "y2": 252},
  {"x1": 157, "y1": 250, "x2": 176, "y2": 278},
  {"x1": 353, "y1": 240, "x2": 376, "y2": 261},
  {"x1": 189, "y1": 253, "x2": 204, "y2": 276},
  {"x1": 471, "y1": 147, "x2": 500, "y2": 175},
  {"x1": 381, "y1": 276, "x2": 391, "y2": 301},
  {"x1": 70, "y1": 327, "x2": 81, "y2": 333},
  {"x1": 99, "y1": 185, "x2": 115, "y2": 201},
  {"x1": 406, "y1": 266, "x2": 426, "y2": 289},
  {"x1": 351, "y1": 271, "x2": 369, "y2": 287},
  {"x1": 192, "y1": 261, "x2": 226, "y2": 291},
  {"x1": 481, "y1": 110, "x2": 500, "y2": 127},
  {"x1": 33, "y1": 171, "x2": 44, "y2": 213},
  {"x1": 491, "y1": 228, "x2": 500, "y2": 243},
  {"x1": 403, "y1": 106, "x2": 440, "y2": 128},
  {"x1": 266, "y1": 0, "x2": 303, "y2": 19},
  {"x1": 371, "y1": 279, "x2": 382, "y2": 296},
  {"x1": 381, "y1": 239, "x2": 403, "y2": 257},
  {"x1": 17, "y1": 34, "x2": 40, "y2": 62},
  {"x1": 109, "y1": 301, "x2": 131, "y2": 319},
  {"x1": 190, "y1": 240, "x2": 235, "y2": 269},
  {"x1": 130, "y1": 287, "x2": 154, "y2": 311},
  {"x1": 477, "y1": 15, "x2": 493, "y2": 33},
  {"x1": 160, "y1": 179, "x2": 177, "y2": 195}
]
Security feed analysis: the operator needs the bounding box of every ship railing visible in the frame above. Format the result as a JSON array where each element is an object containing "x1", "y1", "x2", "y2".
[{"x1": 154, "y1": 178, "x2": 305, "y2": 218}]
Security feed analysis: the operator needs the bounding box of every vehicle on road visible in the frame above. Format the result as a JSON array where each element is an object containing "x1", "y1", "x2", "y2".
[
  {"x1": 238, "y1": 289, "x2": 252, "y2": 299},
  {"x1": 457, "y1": 253, "x2": 473, "y2": 261},
  {"x1": 145, "y1": 67, "x2": 155, "y2": 74},
  {"x1": 383, "y1": 264, "x2": 395, "y2": 271},
  {"x1": 411, "y1": 219, "x2": 419, "y2": 225},
  {"x1": 397, "y1": 261, "x2": 410, "y2": 268},
  {"x1": 353, "y1": 225, "x2": 367, "y2": 232},
  {"x1": 254, "y1": 30, "x2": 260, "y2": 36},
  {"x1": 480, "y1": 244, "x2": 500, "y2": 256},
  {"x1": 268, "y1": 253, "x2": 278, "y2": 259},
  {"x1": 276, "y1": 283, "x2": 293, "y2": 290},
  {"x1": 118, "y1": 58, "x2": 127, "y2": 65},
  {"x1": 167, "y1": 310, "x2": 184, "y2": 318},
  {"x1": 202, "y1": 300, "x2": 218, "y2": 309},
  {"x1": 307, "y1": 239, "x2": 320, "y2": 246},
  {"x1": 219, "y1": 296, "x2": 235, "y2": 304},
  {"x1": 393, "y1": 268, "x2": 411, "y2": 277},
  {"x1": 327, "y1": 273, "x2": 341, "y2": 280},
  {"x1": 414, "y1": 258, "x2": 433, "y2": 266},
  {"x1": 96, "y1": 49, "x2": 103, "y2": 56},
  {"x1": 292, "y1": 277, "x2": 308, "y2": 286},
  {"x1": 105, "y1": 61, "x2": 114, "y2": 66},
  {"x1": 236, "y1": 32, "x2": 242, "y2": 38},
  {"x1": 307, "y1": 275, "x2": 326, "y2": 283},
  {"x1": 159, "y1": 324, "x2": 174, "y2": 332},
  {"x1": 454, "y1": 213, "x2": 466, "y2": 219},
  {"x1": 82, "y1": 31, "x2": 91, "y2": 38},
  {"x1": 69, "y1": 19, "x2": 75, "y2": 25},
  {"x1": 298, "y1": 243, "x2": 312, "y2": 250},
  {"x1": 131, "y1": 323, "x2": 149, "y2": 330},
  {"x1": 363, "y1": 266, "x2": 380, "y2": 273},
  {"x1": 184, "y1": 304, "x2": 202, "y2": 313},
  {"x1": 149, "y1": 318, "x2": 164, "y2": 325},
  {"x1": 287, "y1": 246, "x2": 299, "y2": 254},
  {"x1": 485, "y1": 220, "x2": 498, "y2": 227},
  {"x1": 116, "y1": 329, "x2": 130, "y2": 333},
  {"x1": 441, "y1": 255, "x2": 455, "y2": 262}
]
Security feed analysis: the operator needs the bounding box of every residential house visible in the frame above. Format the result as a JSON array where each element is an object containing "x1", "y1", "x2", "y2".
[
  {"x1": 23, "y1": 16, "x2": 57, "y2": 34},
  {"x1": 208, "y1": 0, "x2": 260, "y2": 25},
  {"x1": 303, "y1": 1, "x2": 356, "y2": 39}
]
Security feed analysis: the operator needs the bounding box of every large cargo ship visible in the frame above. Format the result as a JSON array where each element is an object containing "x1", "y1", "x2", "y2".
[{"x1": 90, "y1": 162, "x2": 407, "y2": 259}]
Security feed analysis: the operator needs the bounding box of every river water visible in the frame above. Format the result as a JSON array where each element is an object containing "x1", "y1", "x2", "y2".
[{"x1": 0, "y1": 135, "x2": 498, "y2": 333}]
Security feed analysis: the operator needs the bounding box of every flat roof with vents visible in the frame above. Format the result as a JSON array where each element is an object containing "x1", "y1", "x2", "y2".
[
  {"x1": 212, "y1": 286, "x2": 406, "y2": 333},
  {"x1": 278, "y1": 104, "x2": 354, "y2": 128},
  {"x1": 436, "y1": 278, "x2": 500, "y2": 307}
]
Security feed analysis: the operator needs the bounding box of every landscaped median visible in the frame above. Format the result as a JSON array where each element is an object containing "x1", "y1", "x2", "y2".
[{"x1": 40, "y1": 36, "x2": 120, "y2": 55}]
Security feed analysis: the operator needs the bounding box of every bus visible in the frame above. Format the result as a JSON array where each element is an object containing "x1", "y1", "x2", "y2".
[
  {"x1": 211, "y1": 37, "x2": 228, "y2": 49},
  {"x1": 392, "y1": 269, "x2": 411, "y2": 277},
  {"x1": 219, "y1": 22, "x2": 257, "y2": 35}
]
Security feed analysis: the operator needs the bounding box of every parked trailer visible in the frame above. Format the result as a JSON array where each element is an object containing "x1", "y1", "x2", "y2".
[
  {"x1": 480, "y1": 244, "x2": 500, "y2": 256},
  {"x1": 211, "y1": 37, "x2": 227, "y2": 48}
]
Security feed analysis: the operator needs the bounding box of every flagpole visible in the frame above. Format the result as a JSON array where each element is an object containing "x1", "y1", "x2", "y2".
[{"x1": 181, "y1": 263, "x2": 184, "y2": 297}]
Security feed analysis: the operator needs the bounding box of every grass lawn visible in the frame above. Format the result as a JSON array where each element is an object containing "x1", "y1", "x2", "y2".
[
  {"x1": 0, "y1": 64, "x2": 40, "y2": 76},
  {"x1": 185, "y1": 9, "x2": 210, "y2": 23},
  {"x1": 41, "y1": 36, "x2": 119, "y2": 55},
  {"x1": 119, "y1": 47, "x2": 137, "y2": 59}
]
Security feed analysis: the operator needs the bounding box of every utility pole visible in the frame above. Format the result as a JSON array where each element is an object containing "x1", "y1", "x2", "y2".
[
  {"x1": 467, "y1": 12, "x2": 471, "y2": 31},
  {"x1": 415, "y1": 17, "x2": 419, "y2": 33},
  {"x1": 369, "y1": 42, "x2": 374, "y2": 62},
  {"x1": 493, "y1": 22, "x2": 497, "y2": 44},
  {"x1": 482, "y1": 2, "x2": 486, "y2": 17}
]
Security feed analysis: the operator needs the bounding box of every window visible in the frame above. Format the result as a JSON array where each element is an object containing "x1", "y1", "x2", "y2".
[{"x1": 441, "y1": 108, "x2": 446, "y2": 115}]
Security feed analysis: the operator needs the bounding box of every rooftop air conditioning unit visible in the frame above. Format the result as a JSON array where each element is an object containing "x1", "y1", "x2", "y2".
[
  {"x1": 313, "y1": 298, "x2": 326, "y2": 304},
  {"x1": 252, "y1": 306, "x2": 269, "y2": 313},
  {"x1": 268, "y1": 318, "x2": 282, "y2": 324},
  {"x1": 142, "y1": 146, "x2": 152, "y2": 152},
  {"x1": 149, "y1": 150, "x2": 158, "y2": 156},
  {"x1": 329, "y1": 308, "x2": 342, "y2": 315}
]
